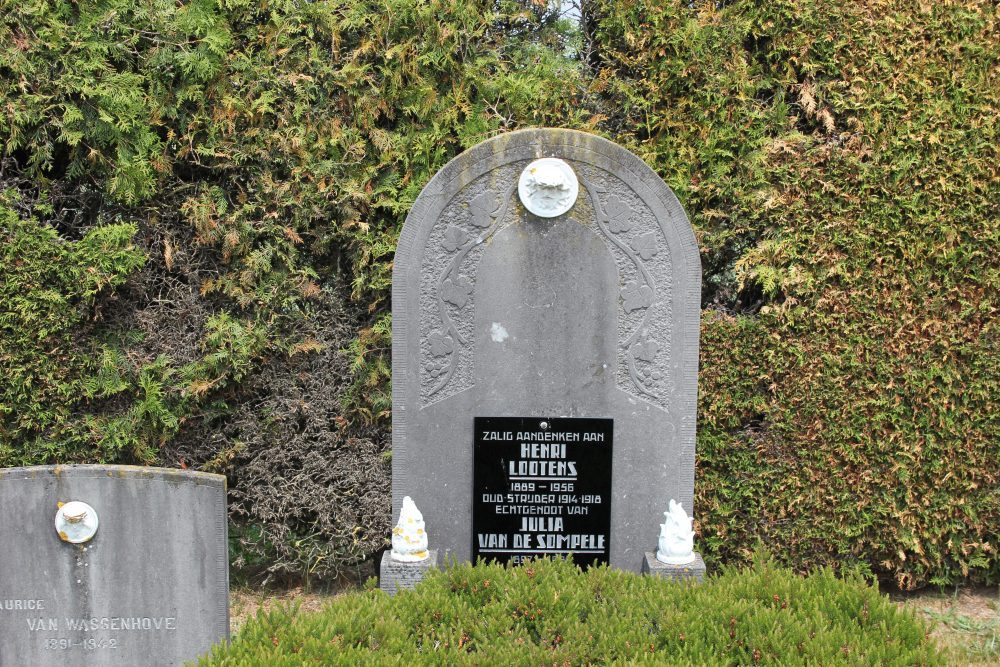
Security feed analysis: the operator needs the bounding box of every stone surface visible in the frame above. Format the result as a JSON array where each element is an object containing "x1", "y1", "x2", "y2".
[
  {"x1": 379, "y1": 550, "x2": 438, "y2": 596},
  {"x1": 0, "y1": 465, "x2": 229, "y2": 666},
  {"x1": 392, "y1": 128, "x2": 701, "y2": 572},
  {"x1": 641, "y1": 551, "x2": 706, "y2": 582}
]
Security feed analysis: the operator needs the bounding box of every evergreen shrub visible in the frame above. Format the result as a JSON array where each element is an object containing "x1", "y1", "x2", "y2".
[
  {"x1": 169, "y1": 289, "x2": 390, "y2": 584},
  {"x1": 0, "y1": 203, "x2": 147, "y2": 462},
  {"x1": 585, "y1": 0, "x2": 998, "y2": 588},
  {"x1": 199, "y1": 557, "x2": 944, "y2": 666},
  {"x1": 1, "y1": 0, "x2": 586, "y2": 578},
  {"x1": 1, "y1": 0, "x2": 996, "y2": 586}
]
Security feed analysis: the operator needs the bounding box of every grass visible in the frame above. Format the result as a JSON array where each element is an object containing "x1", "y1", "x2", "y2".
[{"x1": 916, "y1": 593, "x2": 999, "y2": 665}]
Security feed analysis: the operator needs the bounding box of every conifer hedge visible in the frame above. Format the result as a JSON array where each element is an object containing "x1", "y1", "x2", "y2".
[
  {"x1": 1, "y1": 1, "x2": 996, "y2": 586},
  {"x1": 584, "y1": 0, "x2": 998, "y2": 588}
]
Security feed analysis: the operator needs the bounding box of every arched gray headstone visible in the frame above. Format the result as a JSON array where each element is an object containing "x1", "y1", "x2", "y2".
[
  {"x1": 391, "y1": 128, "x2": 700, "y2": 572},
  {"x1": 0, "y1": 465, "x2": 229, "y2": 666}
]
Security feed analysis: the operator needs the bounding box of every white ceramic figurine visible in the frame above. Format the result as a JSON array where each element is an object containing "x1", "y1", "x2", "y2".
[
  {"x1": 390, "y1": 496, "x2": 429, "y2": 562},
  {"x1": 656, "y1": 499, "x2": 695, "y2": 565}
]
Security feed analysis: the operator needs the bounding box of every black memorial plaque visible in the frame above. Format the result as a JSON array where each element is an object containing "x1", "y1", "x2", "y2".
[{"x1": 473, "y1": 416, "x2": 613, "y2": 567}]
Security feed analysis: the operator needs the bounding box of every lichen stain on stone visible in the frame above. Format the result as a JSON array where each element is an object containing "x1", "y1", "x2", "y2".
[{"x1": 490, "y1": 323, "x2": 509, "y2": 343}]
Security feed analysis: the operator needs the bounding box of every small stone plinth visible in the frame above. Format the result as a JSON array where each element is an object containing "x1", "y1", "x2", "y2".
[
  {"x1": 641, "y1": 552, "x2": 706, "y2": 582},
  {"x1": 379, "y1": 549, "x2": 438, "y2": 596}
]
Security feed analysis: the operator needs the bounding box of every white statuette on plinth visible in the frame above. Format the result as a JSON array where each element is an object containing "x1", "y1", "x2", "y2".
[
  {"x1": 655, "y1": 499, "x2": 696, "y2": 565},
  {"x1": 390, "y1": 496, "x2": 429, "y2": 562}
]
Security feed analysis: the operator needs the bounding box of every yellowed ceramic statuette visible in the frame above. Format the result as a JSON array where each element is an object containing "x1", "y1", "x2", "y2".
[{"x1": 390, "y1": 496, "x2": 429, "y2": 562}]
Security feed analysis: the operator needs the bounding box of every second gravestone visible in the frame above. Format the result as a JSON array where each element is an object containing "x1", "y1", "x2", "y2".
[
  {"x1": 0, "y1": 465, "x2": 229, "y2": 666},
  {"x1": 389, "y1": 129, "x2": 701, "y2": 574}
]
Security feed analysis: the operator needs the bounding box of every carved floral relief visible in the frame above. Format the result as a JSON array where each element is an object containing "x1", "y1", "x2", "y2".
[{"x1": 419, "y1": 161, "x2": 672, "y2": 410}]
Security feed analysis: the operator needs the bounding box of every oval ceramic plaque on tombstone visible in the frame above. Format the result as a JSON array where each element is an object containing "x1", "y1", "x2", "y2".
[
  {"x1": 390, "y1": 128, "x2": 701, "y2": 573},
  {"x1": 0, "y1": 465, "x2": 229, "y2": 666}
]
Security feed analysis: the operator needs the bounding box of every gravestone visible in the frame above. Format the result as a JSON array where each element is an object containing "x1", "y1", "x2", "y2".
[
  {"x1": 390, "y1": 128, "x2": 700, "y2": 574},
  {"x1": 0, "y1": 465, "x2": 229, "y2": 666}
]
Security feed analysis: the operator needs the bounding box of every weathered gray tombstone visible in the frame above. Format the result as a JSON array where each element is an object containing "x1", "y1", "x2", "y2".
[
  {"x1": 385, "y1": 128, "x2": 701, "y2": 585},
  {"x1": 0, "y1": 465, "x2": 229, "y2": 666}
]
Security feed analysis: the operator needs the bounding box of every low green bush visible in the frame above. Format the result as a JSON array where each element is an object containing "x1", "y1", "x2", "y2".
[{"x1": 199, "y1": 557, "x2": 943, "y2": 666}]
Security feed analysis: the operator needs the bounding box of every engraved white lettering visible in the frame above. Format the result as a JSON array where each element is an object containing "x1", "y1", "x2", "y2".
[
  {"x1": 507, "y1": 460, "x2": 577, "y2": 477},
  {"x1": 63, "y1": 616, "x2": 178, "y2": 632},
  {"x1": 2, "y1": 599, "x2": 45, "y2": 611},
  {"x1": 474, "y1": 418, "x2": 612, "y2": 565},
  {"x1": 519, "y1": 442, "x2": 566, "y2": 459},
  {"x1": 494, "y1": 504, "x2": 563, "y2": 515},
  {"x1": 477, "y1": 533, "x2": 507, "y2": 549},
  {"x1": 504, "y1": 493, "x2": 555, "y2": 503},
  {"x1": 520, "y1": 517, "x2": 563, "y2": 532},
  {"x1": 516, "y1": 431, "x2": 580, "y2": 442},
  {"x1": 533, "y1": 534, "x2": 605, "y2": 550},
  {"x1": 26, "y1": 618, "x2": 58, "y2": 631}
]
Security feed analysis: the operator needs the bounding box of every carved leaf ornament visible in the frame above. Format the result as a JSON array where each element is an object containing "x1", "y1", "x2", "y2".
[
  {"x1": 441, "y1": 225, "x2": 470, "y2": 252},
  {"x1": 468, "y1": 192, "x2": 498, "y2": 228},
  {"x1": 428, "y1": 331, "x2": 454, "y2": 357},
  {"x1": 630, "y1": 231, "x2": 659, "y2": 260},
  {"x1": 423, "y1": 186, "x2": 511, "y2": 400},
  {"x1": 441, "y1": 277, "x2": 473, "y2": 308},
  {"x1": 621, "y1": 280, "x2": 654, "y2": 313},
  {"x1": 426, "y1": 168, "x2": 668, "y2": 404},
  {"x1": 604, "y1": 195, "x2": 634, "y2": 234},
  {"x1": 631, "y1": 337, "x2": 659, "y2": 363}
]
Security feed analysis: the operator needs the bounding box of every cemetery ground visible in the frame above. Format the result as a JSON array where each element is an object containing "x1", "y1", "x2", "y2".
[
  {"x1": 887, "y1": 586, "x2": 999, "y2": 666},
  {"x1": 227, "y1": 572, "x2": 998, "y2": 665}
]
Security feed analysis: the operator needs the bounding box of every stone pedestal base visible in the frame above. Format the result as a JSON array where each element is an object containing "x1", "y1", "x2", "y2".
[
  {"x1": 641, "y1": 551, "x2": 706, "y2": 582},
  {"x1": 379, "y1": 549, "x2": 438, "y2": 596}
]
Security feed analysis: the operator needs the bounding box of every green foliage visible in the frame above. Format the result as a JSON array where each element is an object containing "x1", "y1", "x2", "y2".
[
  {"x1": 165, "y1": 0, "x2": 589, "y2": 420},
  {"x1": 199, "y1": 556, "x2": 944, "y2": 665},
  {"x1": 0, "y1": 202, "x2": 147, "y2": 462},
  {"x1": 1, "y1": 0, "x2": 996, "y2": 586},
  {"x1": 587, "y1": 0, "x2": 998, "y2": 588},
  {"x1": 1, "y1": 0, "x2": 587, "y2": 576}
]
